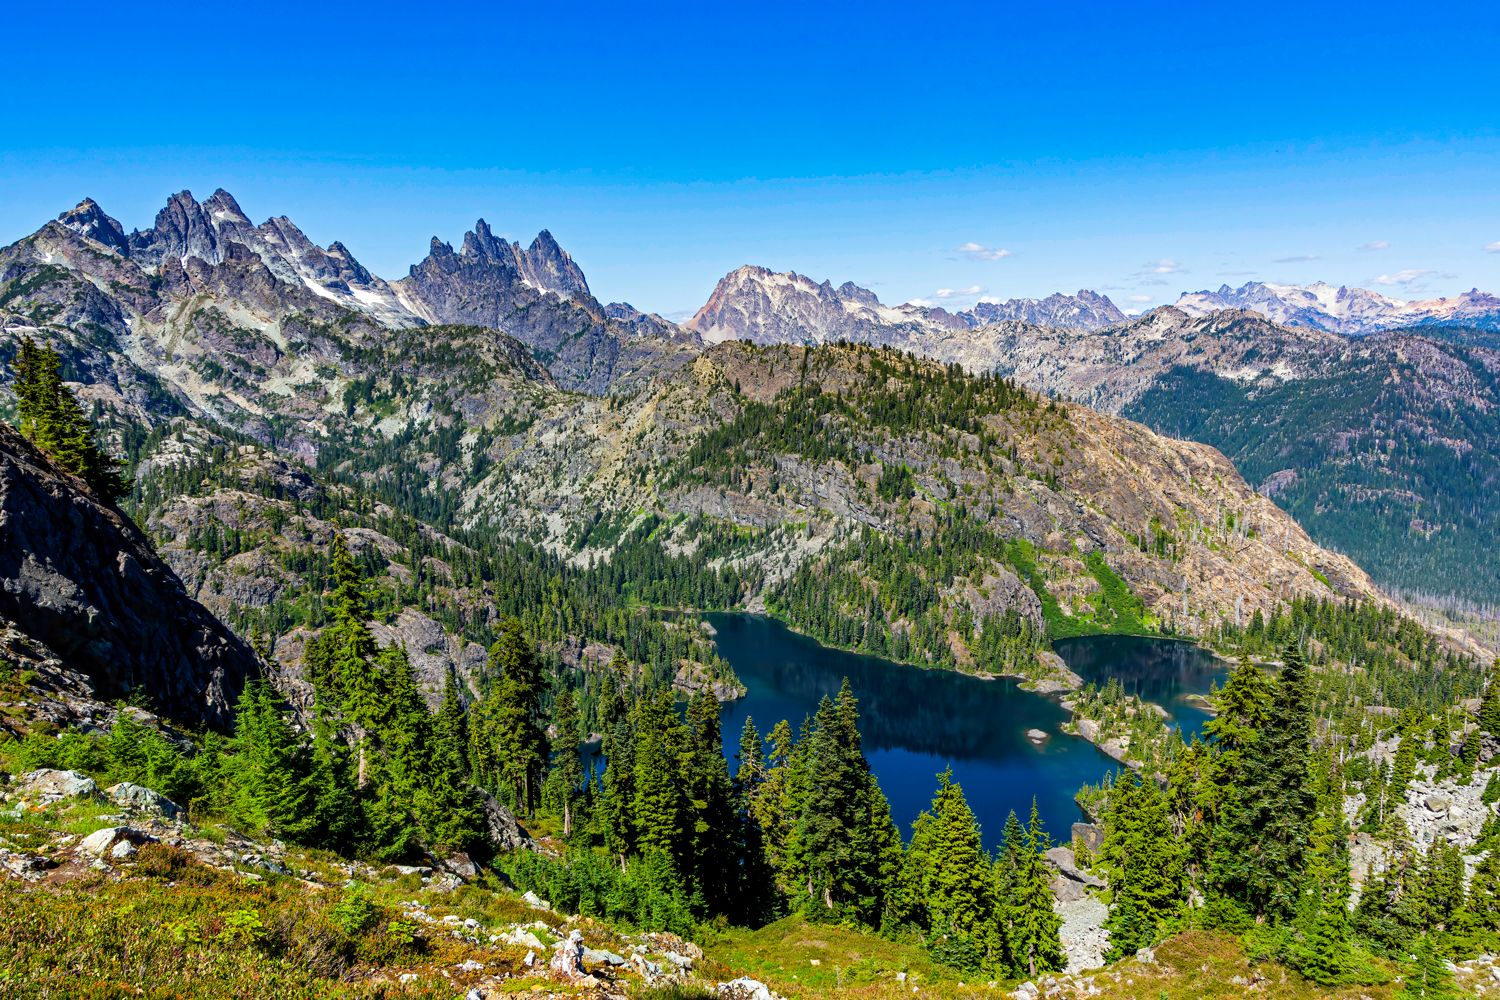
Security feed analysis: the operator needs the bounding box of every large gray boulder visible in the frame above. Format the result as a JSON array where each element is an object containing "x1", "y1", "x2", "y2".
[
  {"x1": 106, "y1": 782, "x2": 182, "y2": 818},
  {"x1": 479, "y1": 789, "x2": 535, "y2": 852},
  {"x1": 18, "y1": 768, "x2": 98, "y2": 804}
]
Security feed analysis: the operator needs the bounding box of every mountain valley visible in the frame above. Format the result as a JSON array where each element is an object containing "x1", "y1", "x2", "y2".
[{"x1": 2, "y1": 187, "x2": 1499, "y2": 1000}]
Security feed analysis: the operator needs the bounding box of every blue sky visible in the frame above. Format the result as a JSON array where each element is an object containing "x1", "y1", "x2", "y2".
[{"x1": 3, "y1": 1, "x2": 1498, "y2": 318}]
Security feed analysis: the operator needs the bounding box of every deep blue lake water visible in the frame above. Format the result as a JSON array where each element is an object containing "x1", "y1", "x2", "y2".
[{"x1": 708, "y1": 613, "x2": 1227, "y2": 852}]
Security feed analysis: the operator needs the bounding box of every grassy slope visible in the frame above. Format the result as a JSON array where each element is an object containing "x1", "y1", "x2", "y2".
[{"x1": 703, "y1": 917, "x2": 1404, "y2": 1000}]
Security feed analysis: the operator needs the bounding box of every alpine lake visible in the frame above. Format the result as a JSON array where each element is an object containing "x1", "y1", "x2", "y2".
[{"x1": 706, "y1": 613, "x2": 1229, "y2": 848}]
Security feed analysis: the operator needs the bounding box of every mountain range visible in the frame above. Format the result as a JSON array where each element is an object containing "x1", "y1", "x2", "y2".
[
  {"x1": 1174, "y1": 280, "x2": 1500, "y2": 335},
  {"x1": 672, "y1": 266, "x2": 1500, "y2": 605},
  {"x1": 2, "y1": 187, "x2": 1497, "y2": 664},
  {"x1": 689, "y1": 268, "x2": 1500, "y2": 344},
  {"x1": 8, "y1": 187, "x2": 1468, "y2": 710}
]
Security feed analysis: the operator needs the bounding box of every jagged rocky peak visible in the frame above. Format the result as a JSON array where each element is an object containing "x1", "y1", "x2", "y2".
[
  {"x1": 439, "y1": 218, "x2": 590, "y2": 299},
  {"x1": 56, "y1": 198, "x2": 128, "y2": 253},
  {"x1": 127, "y1": 188, "x2": 223, "y2": 268},
  {"x1": 326, "y1": 241, "x2": 374, "y2": 285},
  {"x1": 462, "y1": 218, "x2": 511, "y2": 260},
  {"x1": 522, "y1": 229, "x2": 590, "y2": 299},
  {"x1": 967, "y1": 289, "x2": 1126, "y2": 331}
]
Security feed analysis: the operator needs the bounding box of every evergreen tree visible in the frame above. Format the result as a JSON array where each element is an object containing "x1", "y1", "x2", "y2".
[
  {"x1": 1201, "y1": 655, "x2": 1273, "y2": 819},
  {"x1": 631, "y1": 690, "x2": 688, "y2": 858},
  {"x1": 747, "y1": 718, "x2": 798, "y2": 895},
  {"x1": 1103, "y1": 773, "x2": 1185, "y2": 959},
  {"x1": 1480, "y1": 659, "x2": 1500, "y2": 741},
  {"x1": 1398, "y1": 934, "x2": 1460, "y2": 1000},
  {"x1": 1390, "y1": 721, "x2": 1418, "y2": 805},
  {"x1": 685, "y1": 689, "x2": 742, "y2": 917},
  {"x1": 993, "y1": 810, "x2": 1027, "y2": 972},
  {"x1": 1000, "y1": 801, "x2": 1064, "y2": 977},
  {"x1": 791, "y1": 680, "x2": 899, "y2": 926},
  {"x1": 736, "y1": 715, "x2": 765, "y2": 792},
  {"x1": 1209, "y1": 642, "x2": 1315, "y2": 922},
  {"x1": 547, "y1": 686, "x2": 585, "y2": 836},
  {"x1": 1457, "y1": 723, "x2": 1480, "y2": 783},
  {"x1": 436, "y1": 670, "x2": 470, "y2": 778},
  {"x1": 302, "y1": 721, "x2": 359, "y2": 851},
  {"x1": 599, "y1": 715, "x2": 637, "y2": 867},
  {"x1": 315, "y1": 532, "x2": 385, "y2": 787},
  {"x1": 9, "y1": 335, "x2": 130, "y2": 499},
  {"x1": 897, "y1": 769, "x2": 998, "y2": 969},
  {"x1": 479, "y1": 619, "x2": 549, "y2": 814},
  {"x1": 233, "y1": 678, "x2": 310, "y2": 837},
  {"x1": 1451, "y1": 848, "x2": 1500, "y2": 957},
  {"x1": 1292, "y1": 795, "x2": 1354, "y2": 985}
]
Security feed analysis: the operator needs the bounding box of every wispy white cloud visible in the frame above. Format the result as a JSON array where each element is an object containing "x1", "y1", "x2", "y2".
[
  {"x1": 1371, "y1": 269, "x2": 1434, "y2": 286},
  {"x1": 1487, "y1": 241, "x2": 1500, "y2": 253},
  {"x1": 1358, "y1": 240, "x2": 1390, "y2": 251},
  {"x1": 1128, "y1": 294, "x2": 1153, "y2": 303},
  {"x1": 931, "y1": 285, "x2": 984, "y2": 299},
  {"x1": 957, "y1": 242, "x2": 1013, "y2": 261},
  {"x1": 1274, "y1": 254, "x2": 1319, "y2": 263},
  {"x1": 1127, "y1": 259, "x2": 1185, "y2": 288}
]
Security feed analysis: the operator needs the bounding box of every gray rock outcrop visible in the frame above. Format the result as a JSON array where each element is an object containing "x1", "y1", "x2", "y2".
[
  {"x1": 0, "y1": 423, "x2": 258, "y2": 729},
  {"x1": 106, "y1": 782, "x2": 182, "y2": 818},
  {"x1": 17, "y1": 768, "x2": 98, "y2": 804}
]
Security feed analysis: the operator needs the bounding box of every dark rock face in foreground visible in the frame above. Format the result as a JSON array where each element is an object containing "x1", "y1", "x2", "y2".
[{"x1": 0, "y1": 423, "x2": 257, "y2": 728}]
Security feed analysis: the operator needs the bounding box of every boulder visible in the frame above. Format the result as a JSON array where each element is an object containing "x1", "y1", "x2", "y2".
[
  {"x1": 18, "y1": 769, "x2": 98, "y2": 803},
  {"x1": 502, "y1": 927, "x2": 546, "y2": 950},
  {"x1": 441, "y1": 851, "x2": 479, "y2": 880},
  {"x1": 585, "y1": 947, "x2": 629, "y2": 968},
  {"x1": 550, "y1": 929, "x2": 595, "y2": 984},
  {"x1": 718, "y1": 978, "x2": 780, "y2": 1000},
  {"x1": 478, "y1": 789, "x2": 533, "y2": 851},
  {"x1": 1071, "y1": 822, "x2": 1105, "y2": 853},
  {"x1": 106, "y1": 782, "x2": 182, "y2": 818},
  {"x1": 79, "y1": 826, "x2": 157, "y2": 858},
  {"x1": 1045, "y1": 846, "x2": 1105, "y2": 889}
]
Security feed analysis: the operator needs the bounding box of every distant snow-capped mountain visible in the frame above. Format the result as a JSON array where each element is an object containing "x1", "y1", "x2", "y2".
[
  {"x1": 1174, "y1": 281, "x2": 1500, "y2": 335},
  {"x1": 685, "y1": 265, "x2": 966, "y2": 346},
  {"x1": 686, "y1": 265, "x2": 1124, "y2": 347},
  {"x1": 966, "y1": 289, "x2": 1125, "y2": 330}
]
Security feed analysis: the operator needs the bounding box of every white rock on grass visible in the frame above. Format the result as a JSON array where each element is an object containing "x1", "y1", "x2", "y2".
[
  {"x1": 79, "y1": 826, "x2": 157, "y2": 858},
  {"x1": 717, "y1": 978, "x2": 781, "y2": 1000}
]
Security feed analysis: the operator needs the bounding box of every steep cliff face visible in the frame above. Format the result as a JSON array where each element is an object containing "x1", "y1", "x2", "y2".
[{"x1": 0, "y1": 423, "x2": 258, "y2": 728}]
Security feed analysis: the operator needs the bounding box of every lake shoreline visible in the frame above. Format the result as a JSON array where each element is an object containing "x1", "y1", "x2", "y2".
[{"x1": 709, "y1": 613, "x2": 1218, "y2": 756}]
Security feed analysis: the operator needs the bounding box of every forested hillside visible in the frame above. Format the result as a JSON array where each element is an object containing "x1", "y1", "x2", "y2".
[{"x1": 1125, "y1": 332, "x2": 1500, "y2": 605}]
